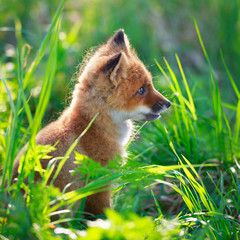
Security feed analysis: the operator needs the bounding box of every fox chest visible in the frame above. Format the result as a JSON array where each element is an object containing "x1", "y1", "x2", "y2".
[{"x1": 77, "y1": 136, "x2": 120, "y2": 166}]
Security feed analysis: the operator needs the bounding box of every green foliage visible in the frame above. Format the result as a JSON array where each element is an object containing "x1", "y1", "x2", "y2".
[
  {"x1": 0, "y1": 0, "x2": 240, "y2": 239},
  {"x1": 80, "y1": 209, "x2": 182, "y2": 240}
]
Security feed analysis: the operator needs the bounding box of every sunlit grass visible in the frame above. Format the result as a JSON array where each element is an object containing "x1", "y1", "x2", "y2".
[{"x1": 0, "y1": 1, "x2": 239, "y2": 239}]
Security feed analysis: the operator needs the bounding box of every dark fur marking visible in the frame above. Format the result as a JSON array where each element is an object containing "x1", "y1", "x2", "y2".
[
  {"x1": 102, "y1": 52, "x2": 122, "y2": 72},
  {"x1": 113, "y1": 29, "x2": 125, "y2": 45}
]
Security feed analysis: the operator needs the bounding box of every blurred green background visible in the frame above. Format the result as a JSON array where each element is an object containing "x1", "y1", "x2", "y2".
[{"x1": 1, "y1": 0, "x2": 240, "y2": 122}]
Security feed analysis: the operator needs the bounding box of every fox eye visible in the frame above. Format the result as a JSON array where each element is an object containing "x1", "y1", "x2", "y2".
[{"x1": 137, "y1": 87, "x2": 146, "y2": 95}]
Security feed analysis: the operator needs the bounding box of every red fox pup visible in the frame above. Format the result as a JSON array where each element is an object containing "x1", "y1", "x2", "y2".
[{"x1": 13, "y1": 29, "x2": 171, "y2": 216}]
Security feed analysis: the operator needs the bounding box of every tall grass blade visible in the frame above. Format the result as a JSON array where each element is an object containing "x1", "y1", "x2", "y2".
[
  {"x1": 1, "y1": 51, "x2": 25, "y2": 189},
  {"x1": 194, "y1": 19, "x2": 210, "y2": 65},
  {"x1": 150, "y1": 189, "x2": 163, "y2": 218},
  {"x1": 176, "y1": 54, "x2": 197, "y2": 121},
  {"x1": 220, "y1": 50, "x2": 240, "y2": 99},
  {"x1": 30, "y1": 18, "x2": 60, "y2": 140},
  {"x1": 234, "y1": 101, "x2": 240, "y2": 147},
  {"x1": 1, "y1": 77, "x2": 16, "y2": 115},
  {"x1": 23, "y1": 0, "x2": 66, "y2": 88},
  {"x1": 222, "y1": 108, "x2": 234, "y2": 162}
]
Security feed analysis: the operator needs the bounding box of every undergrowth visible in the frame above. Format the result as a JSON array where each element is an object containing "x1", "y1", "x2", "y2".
[{"x1": 0, "y1": 1, "x2": 239, "y2": 239}]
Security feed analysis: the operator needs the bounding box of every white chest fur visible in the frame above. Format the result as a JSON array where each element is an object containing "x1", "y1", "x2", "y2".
[{"x1": 110, "y1": 110, "x2": 133, "y2": 147}]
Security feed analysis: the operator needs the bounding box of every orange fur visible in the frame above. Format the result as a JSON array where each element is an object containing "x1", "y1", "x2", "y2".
[{"x1": 12, "y1": 29, "x2": 171, "y2": 216}]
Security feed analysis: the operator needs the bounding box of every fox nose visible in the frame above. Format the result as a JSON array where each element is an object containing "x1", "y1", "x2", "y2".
[
  {"x1": 152, "y1": 100, "x2": 171, "y2": 113},
  {"x1": 165, "y1": 100, "x2": 171, "y2": 108}
]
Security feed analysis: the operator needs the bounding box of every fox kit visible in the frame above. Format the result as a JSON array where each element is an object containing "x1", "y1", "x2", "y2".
[{"x1": 13, "y1": 29, "x2": 171, "y2": 216}]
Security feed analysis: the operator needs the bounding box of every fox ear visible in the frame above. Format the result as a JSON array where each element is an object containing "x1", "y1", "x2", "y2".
[
  {"x1": 108, "y1": 29, "x2": 130, "y2": 52},
  {"x1": 102, "y1": 51, "x2": 128, "y2": 86}
]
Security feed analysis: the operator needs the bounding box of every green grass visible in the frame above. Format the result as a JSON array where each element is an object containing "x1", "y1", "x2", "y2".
[{"x1": 0, "y1": 1, "x2": 240, "y2": 239}]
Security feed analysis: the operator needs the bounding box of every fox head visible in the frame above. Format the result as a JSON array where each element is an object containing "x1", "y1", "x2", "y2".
[{"x1": 74, "y1": 29, "x2": 171, "y2": 122}]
